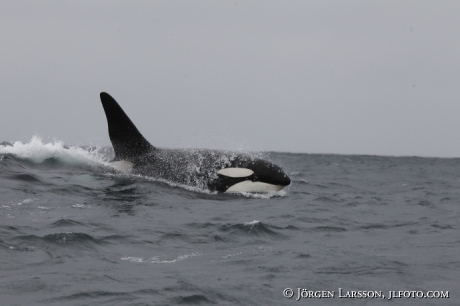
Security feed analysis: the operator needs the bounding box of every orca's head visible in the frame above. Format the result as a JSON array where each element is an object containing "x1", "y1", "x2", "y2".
[{"x1": 213, "y1": 159, "x2": 291, "y2": 193}]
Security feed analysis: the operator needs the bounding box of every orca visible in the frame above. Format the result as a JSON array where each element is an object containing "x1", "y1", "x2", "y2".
[{"x1": 99, "y1": 92, "x2": 291, "y2": 193}]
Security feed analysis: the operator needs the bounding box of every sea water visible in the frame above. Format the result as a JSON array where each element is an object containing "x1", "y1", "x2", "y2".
[{"x1": 0, "y1": 138, "x2": 458, "y2": 305}]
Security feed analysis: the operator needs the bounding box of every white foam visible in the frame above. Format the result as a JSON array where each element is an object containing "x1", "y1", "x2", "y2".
[
  {"x1": 233, "y1": 189, "x2": 287, "y2": 199},
  {"x1": 71, "y1": 204, "x2": 86, "y2": 209},
  {"x1": 149, "y1": 252, "x2": 201, "y2": 264},
  {"x1": 244, "y1": 220, "x2": 260, "y2": 226},
  {"x1": 0, "y1": 136, "x2": 110, "y2": 166},
  {"x1": 220, "y1": 251, "x2": 243, "y2": 259},
  {"x1": 244, "y1": 220, "x2": 260, "y2": 230},
  {"x1": 17, "y1": 199, "x2": 33, "y2": 206},
  {"x1": 121, "y1": 252, "x2": 201, "y2": 264},
  {"x1": 121, "y1": 256, "x2": 144, "y2": 263},
  {"x1": 109, "y1": 160, "x2": 134, "y2": 174},
  {"x1": 257, "y1": 246, "x2": 273, "y2": 253}
]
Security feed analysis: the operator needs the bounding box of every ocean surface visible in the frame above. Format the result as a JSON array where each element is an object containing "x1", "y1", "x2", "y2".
[{"x1": 1, "y1": 137, "x2": 459, "y2": 306}]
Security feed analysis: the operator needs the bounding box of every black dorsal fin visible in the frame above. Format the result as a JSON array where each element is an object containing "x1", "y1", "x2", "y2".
[{"x1": 100, "y1": 92, "x2": 155, "y2": 161}]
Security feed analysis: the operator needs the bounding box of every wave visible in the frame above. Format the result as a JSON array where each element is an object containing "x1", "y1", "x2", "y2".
[
  {"x1": 218, "y1": 220, "x2": 284, "y2": 238},
  {"x1": 184, "y1": 220, "x2": 284, "y2": 238},
  {"x1": 43, "y1": 232, "x2": 100, "y2": 245},
  {"x1": 0, "y1": 136, "x2": 110, "y2": 167},
  {"x1": 9, "y1": 232, "x2": 103, "y2": 249},
  {"x1": 49, "y1": 219, "x2": 86, "y2": 227}
]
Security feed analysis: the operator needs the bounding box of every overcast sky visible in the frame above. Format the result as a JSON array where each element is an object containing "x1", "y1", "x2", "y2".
[{"x1": 1, "y1": 1, "x2": 460, "y2": 157}]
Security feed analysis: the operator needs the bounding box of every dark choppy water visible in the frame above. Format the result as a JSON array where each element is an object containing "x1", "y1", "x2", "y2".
[{"x1": 1, "y1": 138, "x2": 459, "y2": 305}]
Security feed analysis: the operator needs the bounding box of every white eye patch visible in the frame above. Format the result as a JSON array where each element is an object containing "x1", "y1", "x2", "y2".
[{"x1": 217, "y1": 168, "x2": 254, "y2": 178}]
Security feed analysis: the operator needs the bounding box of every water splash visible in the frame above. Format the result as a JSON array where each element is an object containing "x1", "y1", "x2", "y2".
[
  {"x1": 235, "y1": 190, "x2": 287, "y2": 199},
  {"x1": 0, "y1": 136, "x2": 110, "y2": 166}
]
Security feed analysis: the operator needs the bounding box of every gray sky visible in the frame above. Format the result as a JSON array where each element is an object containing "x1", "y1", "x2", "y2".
[{"x1": 1, "y1": 1, "x2": 460, "y2": 157}]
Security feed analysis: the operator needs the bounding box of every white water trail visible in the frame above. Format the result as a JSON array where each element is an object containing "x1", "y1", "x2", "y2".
[{"x1": 0, "y1": 136, "x2": 110, "y2": 166}]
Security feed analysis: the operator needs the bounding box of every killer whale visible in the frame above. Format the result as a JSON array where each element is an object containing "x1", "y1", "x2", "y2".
[{"x1": 100, "y1": 92, "x2": 291, "y2": 193}]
